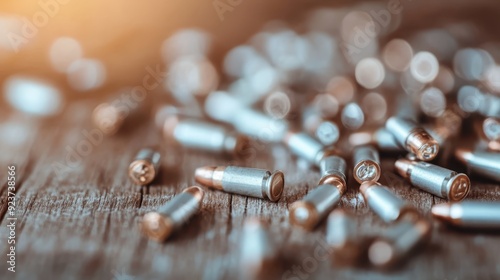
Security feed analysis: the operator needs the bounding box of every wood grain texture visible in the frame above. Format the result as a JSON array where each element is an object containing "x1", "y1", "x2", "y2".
[{"x1": 1, "y1": 104, "x2": 500, "y2": 280}]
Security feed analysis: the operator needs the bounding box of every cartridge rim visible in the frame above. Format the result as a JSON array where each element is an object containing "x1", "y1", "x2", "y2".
[
  {"x1": 141, "y1": 212, "x2": 174, "y2": 242},
  {"x1": 318, "y1": 176, "x2": 347, "y2": 195},
  {"x1": 353, "y1": 160, "x2": 381, "y2": 184},
  {"x1": 289, "y1": 201, "x2": 319, "y2": 230},
  {"x1": 446, "y1": 173, "x2": 470, "y2": 202},
  {"x1": 128, "y1": 159, "x2": 156, "y2": 186},
  {"x1": 266, "y1": 171, "x2": 285, "y2": 202}
]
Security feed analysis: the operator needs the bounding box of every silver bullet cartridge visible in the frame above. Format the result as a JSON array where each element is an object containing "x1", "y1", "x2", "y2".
[
  {"x1": 239, "y1": 218, "x2": 281, "y2": 280},
  {"x1": 142, "y1": 186, "x2": 204, "y2": 242},
  {"x1": 327, "y1": 209, "x2": 366, "y2": 265},
  {"x1": 289, "y1": 183, "x2": 345, "y2": 230},
  {"x1": 348, "y1": 128, "x2": 403, "y2": 153},
  {"x1": 395, "y1": 158, "x2": 470, "y2": 201},
  {"x1": 385, "y1": 116, "x2": 439, "y2": 161},
  {"x1": 368, "y1": 218, "x2": 431, "y2": 269},
  {"x1": 432, "y1": 201, "x2": 500, "y2": 229},
  {"x1": 204, "y1": 91, "x2": 289, "y2": 142},
  {"x1": 128, "y1": 148, "x2": 161, "y2": 186},
  {"x1": 318, "y1": 155, "x2": 347, "y2": 191},
  {"x1": 455, "y1": 148, "x2": 500, "y2": 182},
  {"x1": 283, "y1": 131, "x2": 332, "y2": 167},
  {"x1": 360, "y1": 181, "x2": 419, "y2": 223},
  {"x1": 353, "y1": 145, "x2": 381, "y2": 183},
  {"x1": 194, "y1": 166, "x2": 284, "y2": 202},
  {"x1": 302, "y1": 106, "x2": 340, "y2": 146},
  {"x1": 163, "y1": 115, "x2": 251, "y2": 158}
]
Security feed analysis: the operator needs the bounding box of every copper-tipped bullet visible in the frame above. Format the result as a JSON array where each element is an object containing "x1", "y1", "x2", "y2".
[
  {"x1": 289, "y1": 183, "x2": 345, "y2": 230},
  {"x1": 368, "y1": 218, "x2": 431, "y2": 269},
  {"x1": 395, "y1": 158, "x2": 470, "y2": 201},
  {"x1": 353, "y1": 145, "x2": 381, "y2": 184},
  {"x1": 128, "y1": 148, "x2": 161, "y2": 185},
  {"x1": 194, "y1": 166, "x2": 284, "y2": 202},
  {"x1": 385, "y1": 116, "x2": 439, "y2": 161},
  {"x1": 283, "y1": 131, "x2": 333, "y2": 167},
  {"x1": 455, "y1": 148, "x2": 500, "y2": 182},
  {"x1": 142, "y1": 186, "x2": 204, "y2": 242},
  {"x1": 163, "y1": 115, "x2": 251, "y2": 158},
  {"x1": 360, "y1": 181, "x2": 419, "y2": 223},
  {"x1": 431, "y1": 201, "x2": 500, "y2": 229}
]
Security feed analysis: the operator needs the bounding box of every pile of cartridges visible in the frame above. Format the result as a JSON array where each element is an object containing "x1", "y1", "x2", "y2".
[{"x1": 91, "y1": 3, "x2": 500, "y2": 274}]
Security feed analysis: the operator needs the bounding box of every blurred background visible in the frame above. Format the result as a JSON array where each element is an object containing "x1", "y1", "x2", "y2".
[{"x1": 1, "y1": 0, "x2": 500, "y2": 136}]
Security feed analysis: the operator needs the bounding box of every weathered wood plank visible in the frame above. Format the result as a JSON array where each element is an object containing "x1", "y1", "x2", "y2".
[{"x1": 1, "y1": 104, "x2": 500, "y2": 280}]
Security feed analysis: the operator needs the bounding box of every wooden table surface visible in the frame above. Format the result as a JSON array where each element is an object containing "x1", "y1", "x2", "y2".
[{"x1": 1, "y1": 101, "x2": 500, "y2": 280}]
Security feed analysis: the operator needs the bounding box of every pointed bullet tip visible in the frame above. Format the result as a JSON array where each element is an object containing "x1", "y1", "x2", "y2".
[
  {"x1": 394, "y1": 158, "x2": 411, "y2": 178},
  {"x1": 455, "y1": 148, "x2": 473, "y2": 164},
  {"x1": 194, "y1": 166, "x2": 216, "y2": 187},
  {"x1": 431, "y1": 203, "x2": 451, "y2": 220}
]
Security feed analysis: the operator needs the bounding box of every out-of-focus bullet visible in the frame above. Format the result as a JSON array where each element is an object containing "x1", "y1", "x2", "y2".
[
  {"x1": 360, "y1": 182, "x2": 419, "y2": 223},
  {"x1": 163, "y1": 115, "x2": 250, "y2": 157},
  {"x1": 128, "y1": 148, "x2": 161, "y2": 186},
  {"x1": 283, "y1": 131, "x2": 332, "y2": 167},
  {"x1": 385, "y1": 116, "x2": 439, "y2": 161},
  {"x1": 92, "y1": 102, "x2": 127, "y2": 135},
  {"x1": 142, "y1": 186, "x2": 204, "y2": 242},
  {"x1": 289, "y1": 183, "x2": 345, "y2": 230},
  {"x1": 239, "y1": 218, "x2": 281, "y2": 280},
  {"x1": 348, "y1": 128, "x2": 403, "y2": 153},
  {"x1": 194, "y1": 166, "x2": 284, "y2": 202},
  {"x1": 432, "y1": 201, "x2": 500, "y2": 229},
  {"x1": 302, "y1": 108, "x2": 340, "y2": 146},
  {"x1": 319, "y1": 155, "x2": 347, "y2": 191},
  {"x1": 353, "y1": 145, "x2": 381, "y2": 183},
  {"x1": 204, "y1": 91, "x2": 289, "y2": 142},
  {"x1": 455, "y1": 148, "x2": 500, "y2": 182},
  {"x1": 483, "y1": 118, "x2": 500, "y2": 151},
  {"x1": 395, "y1": 158, "x2": 470, "y2": 201},
  {"x1": 368, "y1": 218, "x2": 431, "y2": 269},
  {"x1": 327, "y1": 209, "x2": 367, "y2": 265}
]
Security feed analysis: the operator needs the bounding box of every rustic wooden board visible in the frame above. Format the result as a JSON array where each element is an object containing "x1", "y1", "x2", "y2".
[{"x1": 1, "y1": 103, "x2": 500, "y2": 280}]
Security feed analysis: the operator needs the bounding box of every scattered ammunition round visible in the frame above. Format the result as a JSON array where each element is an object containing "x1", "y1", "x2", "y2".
[
  {"x1": 289, "y1": 184, "x2": 344, "y2": 230},
  {"x1": 163, "y1": 117, "x2": 250, "y2": 157},
  {"x1": 128, "y1": 148, "x2": 161, "y2": 186},
  {"x1": 283, "y1": 131, "x2": 330, "y2": 167},
  {"x1": 368, "y1": 219, "x2": 431, "y2": 269},
  {"x1": 353, "y1": 145, "x2": 381, "y2": 183},
  {"x1": 92, "y1": 102, "x2": 126, "y2": 135},
  {"x1": 319, "y1": 155, "x2": 347, "y2": 193},
  {"x1": 327, "y1": 209, "x2": 366, "y2": 265},
  {"x1": 385, "y1": 116, "x2": 439, "y2": 161},
  {"x1": 360, "y1": 181, "x2": 418, "y2": 223},
  {"x1": 239, "y1": 218, "x2": 280, "y2": 280},
  {"x1": 432, "y1": 201, "x2": 500, "y2": 229},
  {"x1": 395, "y1": 159, "x2": 470, "y2": 201},
  {"x1": 194, "y1": 166, "x2": 284, "y2": 202},
  {"x1": 455, "y1": 148, "x2": 500, "y2": 182},
  {"x1": 482, "y1": 117, "x2": 500, "y2": 141},
  {"x1": 141, "y1": 186, "x2": 204, "y2": 242}
]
